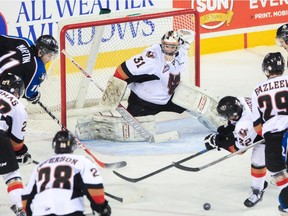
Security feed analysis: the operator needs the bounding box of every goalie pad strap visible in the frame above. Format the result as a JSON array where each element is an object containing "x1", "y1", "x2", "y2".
[{"x1": 99, "y1": 76, "x2": 127, "y2": 111}]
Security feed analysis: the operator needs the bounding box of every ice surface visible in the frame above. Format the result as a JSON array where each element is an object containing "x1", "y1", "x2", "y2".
[{"x1": 1, "y1": 45, "x2": 286, "y2": 215}]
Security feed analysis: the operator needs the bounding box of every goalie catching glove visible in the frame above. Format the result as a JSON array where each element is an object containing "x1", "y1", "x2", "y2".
[
  {"x1": 204, "y1": 122, "x2": 236, "y2": 151},
  {"x1": 177, "y1": 29, "x2": 195, "y2": 50},
  {"x1": 14, "y1": 144, "x2": 32, "y2": 164}
]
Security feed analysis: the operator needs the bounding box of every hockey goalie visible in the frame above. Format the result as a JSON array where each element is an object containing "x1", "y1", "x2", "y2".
[{"x1": 76, "y1": 29, "x2": 226, "y2": 141}]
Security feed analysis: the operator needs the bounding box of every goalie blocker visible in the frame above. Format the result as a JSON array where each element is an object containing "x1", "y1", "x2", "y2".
[
  {"x1": 99, "y1": 76, "x2": 127, "y2": 111},
  {"x1": 172, "y1": 82, "x2": 227, "y2": 131}
]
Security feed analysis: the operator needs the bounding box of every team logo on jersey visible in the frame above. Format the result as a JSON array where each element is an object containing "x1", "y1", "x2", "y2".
[
  {"x1": 39, "y1": 73, "x2": 46, "y2": 83},
  {"x1": 0, "y1": 12, "x2": 8, "y2": 35},
  {"x1": 163, "y1": 64, "x2": 170, "y2": 73},
  {"x1": 238, "y1": 128, "x2": 248, "y2": 138}
]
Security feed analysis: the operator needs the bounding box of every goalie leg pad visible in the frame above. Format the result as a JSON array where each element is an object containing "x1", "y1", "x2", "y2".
[
  {"x1": 172, "y1": 82, "x2": 227, "y2": 130},
  {"x1": 76, "y1": 114, "x2": 156, "y2": 142},
  {"x1": 99, "y1": 76, "x2": 127, "y2": 111}
]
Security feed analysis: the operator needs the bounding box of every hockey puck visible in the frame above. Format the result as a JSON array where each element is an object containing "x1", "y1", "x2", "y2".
[{"x1": 203, "y1": 202, "x2": 211, "y2": 210}]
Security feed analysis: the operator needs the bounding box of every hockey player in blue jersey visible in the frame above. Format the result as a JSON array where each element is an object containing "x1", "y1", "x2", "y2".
[{"x1": 0, "y1": 34, "x2": 58, "y2": 104}]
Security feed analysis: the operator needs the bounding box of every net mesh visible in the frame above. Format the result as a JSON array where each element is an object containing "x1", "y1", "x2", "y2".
[{"x1": 26, "y1": 8, "x2": 199, "y2": 122}]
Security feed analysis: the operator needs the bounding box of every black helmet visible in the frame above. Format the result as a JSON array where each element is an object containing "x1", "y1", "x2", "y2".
[
  {"x1": 36, "y1": 35, "x2": 59, "y2": 55},
  {"x1": 52, "y1": 131, "x2": 76, "y2": 154},
  {"x1": 276, "y1": 24, "x2": 288, "y2": 44},
  {"x1": 0, "y1": 73, "x2": 25, "y2": 98},
  {"x1": 262, "y1": 52, "x2": 285, "y2": 77},
  {"x1": 217, "y1": 96, "x2": 243, "y2": 121}
]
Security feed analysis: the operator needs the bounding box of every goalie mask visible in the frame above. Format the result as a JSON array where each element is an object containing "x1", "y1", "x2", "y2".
[
  {"x1": 0, "y1": 73, "x2": 25, "y2": 99},
  {"x1": 52, "y1": 131, "x2": 76, "y2": 154},
  {"x1": 262, "y1": 52, "x2": 285, "y2": 78},
  {"x1": 217, "y1": 96, "x2": 243, "y2": 121},
  {"x1": 161, "y1": 30, "x2": 181, "y2": 62},
  {"x1": 276, "y1": 24, "x2": 288, "y2": 46}
]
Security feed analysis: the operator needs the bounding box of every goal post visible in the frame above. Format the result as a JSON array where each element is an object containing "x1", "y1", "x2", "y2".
[{"x1": 27, "y1": 8, "x2": 200, "y2": 127}]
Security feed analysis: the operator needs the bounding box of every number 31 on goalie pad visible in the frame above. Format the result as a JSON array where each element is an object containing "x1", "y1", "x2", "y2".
[{"x1": 172, "y1": 83, "x2": 227, "y2": 130}]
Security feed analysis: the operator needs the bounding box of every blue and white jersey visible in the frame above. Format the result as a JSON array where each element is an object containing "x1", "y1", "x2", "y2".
[{"x1": 0, "y1": 34, "x2": 46, "y2": 100}]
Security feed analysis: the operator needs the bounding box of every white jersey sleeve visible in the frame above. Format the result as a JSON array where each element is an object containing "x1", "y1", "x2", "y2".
[
  {"x1": 22, "y1": 154, "x2": 105, "y2": 215},
  {"x1": 234, "y1": 97, "x2": 259, "y2": 150},
  {"x1": 0, "y1": 90, "x2": 27, "y2": 142},
  {"x1": 251, "y1": 82, "x2": 262, "y2": 127}
]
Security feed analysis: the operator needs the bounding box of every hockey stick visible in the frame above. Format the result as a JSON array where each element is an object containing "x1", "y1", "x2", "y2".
[
  {"x1": 113, "y1": 149, "x2": 210, "y2": 183},
  {"x1": 37, "y1": 101, "x2": 127, "y2": 169},
  {"x1": 174, "y1": 139, "x2": 265, "y2": 172},
  {"x1": 105, "y1": 188, "x2": 146, "y2": 203},
  {"x1": 62, "y1": 49, "x2": 179, "y2": 143}
]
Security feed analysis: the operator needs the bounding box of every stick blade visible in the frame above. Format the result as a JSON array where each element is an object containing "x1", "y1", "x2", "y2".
[
  {"x1": 113, "y1": 170, "x2": 141, "y2": 183},
  {"x1": 122, "y1": 188, "x2": 147, "y2": 204},
  {"x1": 104, "y1": 161, "x2": 127, "y2": 169},
  {"x1": 173, "y1": 163, "x2": 201, "y2": 172}
]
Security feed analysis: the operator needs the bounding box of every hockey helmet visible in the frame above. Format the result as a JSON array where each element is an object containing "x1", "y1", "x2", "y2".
[
  {"x1": 36, "y1": 35, "x2": 59, "y2": 56},
  {"x1": 276, "y1": 24, "x2": 288, "y2": 45},
  {"x1": 161, "y1": 30, "x2": 181, "y2": 56},
  {"x1": 262, "y1": 52, "x2": 285, "y2": 77},
  {"x1": 52, "y1": 130, "x2": 76, "y2": 154},
  {"x1": 217, "y1": 96, "x2": 243, "y2": 121},
  {"x1": 0, "y1": 73, "x2": 25, "y2": 98}
]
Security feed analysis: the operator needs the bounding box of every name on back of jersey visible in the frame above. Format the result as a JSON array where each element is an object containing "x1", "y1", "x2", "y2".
[
  {"x1": 254, "y1": 79, "x2": 288, "y2": 96},
  {"x1": 0, "y1": 91, "x2": 19, "y2": 106},
  {"x1": 16, "y1": 44, "x2": 31, "y2": 64}
]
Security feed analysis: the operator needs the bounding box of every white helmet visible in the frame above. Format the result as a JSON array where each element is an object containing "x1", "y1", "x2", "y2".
[{"x1": 161, "y1": 30, "x2": 181, "y2": 56}]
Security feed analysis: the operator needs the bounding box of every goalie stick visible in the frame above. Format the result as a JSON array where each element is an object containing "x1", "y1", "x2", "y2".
[
  {"x1": 113, "y1": 149, "x2": 210, "y2": 183},
  {"x1": 62, "y1": 49, "x2": 179, "y2": 143},
  {"x1": 37, "y1": 101, "x2": 127, "y2": 169},
  {"x1": 173, "y1": 139, "x2": 264, "y2": 172}
]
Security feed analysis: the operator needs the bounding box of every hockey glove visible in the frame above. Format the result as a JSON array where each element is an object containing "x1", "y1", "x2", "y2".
[
  {"x1": 27, "y1": 92, "x2": 41, "y2": 104},
  {"x1": 15, "y1": 144, "x2": 32, "y2": 164},
  {"x1": 92, "y1": 200, "x2": 111, "y2": 216},
  {"x1": 217, "y1": 121, "x2": 235, "y2": 136},
  {"x1": 204, "y1": 133, "x2": 236, "y2": 152},
  {"x1": 204, "y1": 134, "x2": 218, "y2": 150}
]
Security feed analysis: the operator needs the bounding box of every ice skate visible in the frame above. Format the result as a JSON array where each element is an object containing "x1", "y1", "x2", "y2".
[
  {"x1": 279, "y1": 205, "x2": 288, "y2": 216},
  {"x1": 10, "y1": 205, "x2": 26, "y2": 216},
  {"x1": 244, "y1": 181, "x2": 268, "y2": 207}
]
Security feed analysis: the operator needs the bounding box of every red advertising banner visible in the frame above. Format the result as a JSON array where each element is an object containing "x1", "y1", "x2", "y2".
[{"x1": 173, "y1": 0, "x2": 288, "y2": 33}]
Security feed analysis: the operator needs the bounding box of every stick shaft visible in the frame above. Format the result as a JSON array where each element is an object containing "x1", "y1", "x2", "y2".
[
  {"x1": 37, "y1": 101, "x2": 126, "y2": 169},
  {"x1": 62, "y1": 50, "x2": 155, "y2": 142},
  {"x1": 174, "y1": 139, "x2": 264, "y2": 172},
  {"x1": 113, "y1": 149, "x2": 210, "y2": 182}
]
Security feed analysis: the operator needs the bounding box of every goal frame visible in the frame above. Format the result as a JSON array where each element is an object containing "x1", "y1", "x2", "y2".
[{"x1": 59, "y1": 8, "x2": 200, "y2": 126}]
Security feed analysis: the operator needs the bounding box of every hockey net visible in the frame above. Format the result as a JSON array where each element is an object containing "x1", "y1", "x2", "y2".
[{"x1": 26, "y1": 8, "x2": 200, "y2": 126}]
